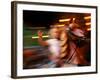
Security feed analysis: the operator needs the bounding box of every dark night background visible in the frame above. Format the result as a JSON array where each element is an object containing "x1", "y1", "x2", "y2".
[{"x1": 23, "y1": 10, "x2": 90, "y2": 28}]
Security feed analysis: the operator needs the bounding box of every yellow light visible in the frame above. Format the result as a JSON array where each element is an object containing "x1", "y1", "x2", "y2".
[
  {"x1": 85, "y1": 22, "x2": 91, "y2": 25},
  {"x1": 32, "y1": 35, "x2": 49, "y2": 39},
  {"x1": 84, "y1": 16, "x2": 91, "y2": 20},
  {"x1": 87, "y1": 28, "x2": 91, "y2": 31},
  {"x1": 59, "y1": 19, "x2": 70, "y2": 22},
  {"x1": 56, "y1": 24, "x2": 65, "y2": 27}
]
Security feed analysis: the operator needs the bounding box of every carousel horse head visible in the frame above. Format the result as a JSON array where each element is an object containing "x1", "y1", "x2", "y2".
[{"x1": 69, "y1": 23, "x2": 80, "y2": 30}]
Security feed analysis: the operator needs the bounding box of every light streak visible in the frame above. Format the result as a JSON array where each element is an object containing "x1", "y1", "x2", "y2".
[{"x1": 32, "y1": 35, "x2": 49, "y2": 39}]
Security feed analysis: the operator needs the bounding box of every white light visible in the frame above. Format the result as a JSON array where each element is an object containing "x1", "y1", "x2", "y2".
[{"x1": 32, "y1": 35, "x2": 49, "y2": 39}]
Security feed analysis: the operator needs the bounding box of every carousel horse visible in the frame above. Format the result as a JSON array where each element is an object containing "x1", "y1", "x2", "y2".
[{"x1": 60, "y1": 23, "x2": 90, "y2": 66}]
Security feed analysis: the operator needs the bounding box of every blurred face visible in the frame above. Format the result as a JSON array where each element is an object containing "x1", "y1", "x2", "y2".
[{"x1": 51, "y1": 28, "x2": 60, "y2": 39}]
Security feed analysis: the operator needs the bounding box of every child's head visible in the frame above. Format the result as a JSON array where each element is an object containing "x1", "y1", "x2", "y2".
[{"x1": 49, "y1": 27, "x2": 60, "y2": 39}]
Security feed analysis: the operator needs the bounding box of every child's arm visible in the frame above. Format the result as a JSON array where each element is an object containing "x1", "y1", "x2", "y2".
[{"x1": 37, "y1": 30, "x2": 48, "y2": 46}]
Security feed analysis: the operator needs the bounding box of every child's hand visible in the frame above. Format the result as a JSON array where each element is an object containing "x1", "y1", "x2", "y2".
[{"x1": 38, "y1": 30, "x2": 43, "y2": 37}]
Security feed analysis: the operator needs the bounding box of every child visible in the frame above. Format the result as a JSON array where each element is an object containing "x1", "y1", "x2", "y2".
[{"x1": 37, "y1": 27, "x2": 62, "y2": 67}]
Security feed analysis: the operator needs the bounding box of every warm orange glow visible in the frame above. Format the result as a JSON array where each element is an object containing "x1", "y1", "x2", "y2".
[
  {"x1": 73, "y1": 18, "x2": 75, "y2": 21},
  {"x1": 84, "y1": 16, "x2": 91, "y2": 20},
  {"x1": 85, "y1": 22, "x2": 91, "y2": 25},
  {"x1": 72, "y1": 18, "x2": 75, "y2": 23},
  {"x1": 87, "y1": 28, "x2": 91, "y2": 31},
  {"x1": 56, "y1": 24, "x2": 65, "y2": 27},
  {"x1": 59, "y1": 19, "x2": 70, "y2": 22}
]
